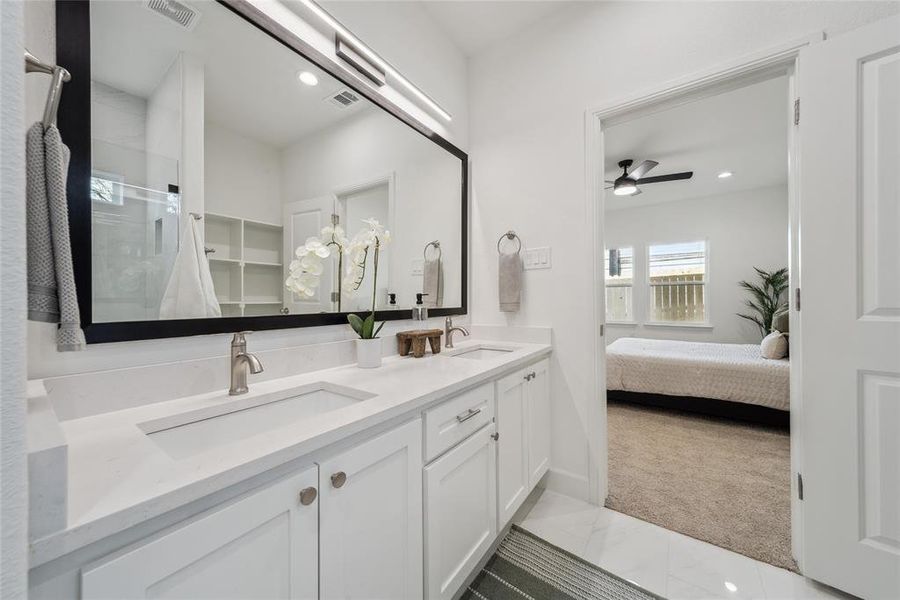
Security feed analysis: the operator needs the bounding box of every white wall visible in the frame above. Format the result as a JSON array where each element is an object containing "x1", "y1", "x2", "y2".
[
  {"x1": 605, "y1": 186, "x2": 788, "y2": 345},
  {"x1": 468, "y1": 1, "x2": 900, "y2": 500},
  {"x1": 2, "y1": 2, "x2": 28, "y2": 596},
  {"x1": 205, "y1": 122, "x2": 283, "y2": 225},
  {"x1": 24, "y1": 0, "x2": 469, "y2": 379}
]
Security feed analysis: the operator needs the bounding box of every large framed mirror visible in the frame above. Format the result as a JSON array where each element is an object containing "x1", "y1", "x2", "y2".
[{"x1": 56, "y1": 0, "x2": 467, "y2": 343}]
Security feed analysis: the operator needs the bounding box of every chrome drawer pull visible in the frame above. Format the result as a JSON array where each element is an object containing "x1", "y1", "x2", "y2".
[{"x1": 456, "y1": 407, "x2": 482, "y2": 423}]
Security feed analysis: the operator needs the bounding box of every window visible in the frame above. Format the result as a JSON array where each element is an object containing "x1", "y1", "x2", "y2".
[
  {"x1": 648, "y1": 241, "x2": 707, "y2": 323},
  {"x1": 605, "y1": 246, "x2": 633, "y2": 322}
]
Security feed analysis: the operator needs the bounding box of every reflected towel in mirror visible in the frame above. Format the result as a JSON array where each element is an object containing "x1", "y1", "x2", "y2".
[
  {"x1": 423, "y1": 256, "x2": 443, "y2": 308},
  {"x1": 159, "y1": 216, "x2": 222, "y2": 319}
]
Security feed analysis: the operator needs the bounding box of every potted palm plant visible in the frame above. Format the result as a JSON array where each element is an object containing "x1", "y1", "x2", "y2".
[{"x1": 737, "y1": 267, "x2": 789, "y2": 339}]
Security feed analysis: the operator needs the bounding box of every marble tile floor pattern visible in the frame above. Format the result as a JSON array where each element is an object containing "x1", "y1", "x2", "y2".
[{"x1": 518, "y1": 490, "x2": 854, "y2": 600}]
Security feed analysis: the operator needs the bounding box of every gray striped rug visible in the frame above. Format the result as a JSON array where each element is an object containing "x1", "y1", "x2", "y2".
[{"x1": 461, "y1": 526, "x2": 662, "y2": 600}]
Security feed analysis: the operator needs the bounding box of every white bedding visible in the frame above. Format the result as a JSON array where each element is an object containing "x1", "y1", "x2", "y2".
[{"x1": 606, "y1": 337, "x2": 790, "y2": 411}]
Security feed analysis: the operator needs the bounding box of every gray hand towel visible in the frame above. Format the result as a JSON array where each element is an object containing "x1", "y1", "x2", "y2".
[
  {"x1": 498, "y1": 252, "x2": 523, "y2": 312},
  {"x1": 423, "y1": 256, "x2": 443, "y2": 308},
  {"x1": 27, "y1": 123, "x2": 86, "y2": 351}
]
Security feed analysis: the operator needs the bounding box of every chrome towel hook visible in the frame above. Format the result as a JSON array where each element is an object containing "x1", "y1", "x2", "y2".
[{"x1": 497, "y1": 230, "x2": 522, "y2": 254}]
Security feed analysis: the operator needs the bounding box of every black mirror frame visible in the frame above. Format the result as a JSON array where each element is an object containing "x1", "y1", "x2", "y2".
[{"x1": 56, "y1": 0, "x2": 468, "y2": 344}]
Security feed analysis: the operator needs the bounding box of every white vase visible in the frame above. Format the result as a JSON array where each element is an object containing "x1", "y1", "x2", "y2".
[{"x1": 356, "y1": 338, "x2": 383, "y2": 368}]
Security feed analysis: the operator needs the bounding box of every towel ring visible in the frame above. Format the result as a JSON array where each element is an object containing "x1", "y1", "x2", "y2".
[
  {"x1": 497, "y1": 230, "x2": 522, "y2": 255},
  {"x1": 424, "y1": 240, "x2": 441, "y2": 260}
]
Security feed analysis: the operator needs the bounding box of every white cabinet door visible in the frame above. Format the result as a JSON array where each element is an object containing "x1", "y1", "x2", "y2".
[
  {"x1": 82, "y1": 466, "x2": 319, "y2": 600},
  {"x1": 424, "y1": 425, "x2": 497, "y2": 600},
  {"x1": 526, "y1": 359, "x2": 551, "y2": 489},
  {"x1": 496, "y1": 368, "x2": 529, "y2": 526},
  {"x1": 319, "y1": 419, "x2": 423, "y2": 600},
  {"x1": 799, "y1": 14, "x2": 900, "y2": 599}
]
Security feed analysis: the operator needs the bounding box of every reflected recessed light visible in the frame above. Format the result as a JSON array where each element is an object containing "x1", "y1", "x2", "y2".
[
  {"x1": 298, "y1": 71, "x2": 319, "y2": 86},
  {"x1": 717, "y1": 171, "x2": 733, "y2": 179},
  {"x1": 724, "y1": 581, "x2": 738, "y2": 593}
]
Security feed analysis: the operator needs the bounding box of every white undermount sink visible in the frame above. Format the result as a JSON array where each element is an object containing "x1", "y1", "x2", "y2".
[
  {"x1": 139, "y1": 382, "x2": 374, "y2": 459},
  {"x1": 448, "y1": 344, "x2": 519, "y2": 360}
]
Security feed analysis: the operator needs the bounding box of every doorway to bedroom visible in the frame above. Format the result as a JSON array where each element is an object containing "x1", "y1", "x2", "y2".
[{"x1": 599, "y1": 73, "x2": 795, "y2": 571}]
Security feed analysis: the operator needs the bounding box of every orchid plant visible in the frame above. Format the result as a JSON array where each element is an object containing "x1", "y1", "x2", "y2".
[{"x1": 285, "y1": 218, "x2": 391, "y2": 339}]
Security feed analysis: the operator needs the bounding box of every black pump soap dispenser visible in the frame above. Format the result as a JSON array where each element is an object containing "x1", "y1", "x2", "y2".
[{"x1": 412, "y1": 293, "x2": 428, "y2": 321}]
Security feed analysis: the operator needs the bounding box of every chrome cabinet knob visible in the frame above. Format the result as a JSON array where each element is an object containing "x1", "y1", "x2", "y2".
[
  {"x1": 299, "y1": 486, "x2": 317, "y2": 506},
  {"x1": 491, "y1": 432, "x2": 499, "y2": 441},
  {"x1": 331, "y1": 471, "x2": 347, "y2": 488}
]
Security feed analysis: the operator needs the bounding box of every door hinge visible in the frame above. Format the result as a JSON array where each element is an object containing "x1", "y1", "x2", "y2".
[
  {"x1": 795, "y1": 288, "x2": 801, "y2": 311},
  {"x1": 330, "y1": 291, "x2": 340, "y2": 303},
  {"x1": 600, "y1": 324, "x2": 605, "y2": 337},
  {"x1": 797, "y1": 472, "x2": 804, "y2": 500},
  {"x1": 331, "y1": 213, "x2": 340, "y2": 225},
  {"x1": 794, "y1": 98, "x2": 800, "y2": 125}
]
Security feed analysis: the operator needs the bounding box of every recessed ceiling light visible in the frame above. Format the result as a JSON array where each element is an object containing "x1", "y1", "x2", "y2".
[
  {"x1": 724, "y1": 581, "x2": 738, "y2": 593},
  {"x1": 717, "y1": 171, "x2": 733, "y2": 179},
  {"x1": 298, "y1": 71, "x2": 319, "y2": 86}
]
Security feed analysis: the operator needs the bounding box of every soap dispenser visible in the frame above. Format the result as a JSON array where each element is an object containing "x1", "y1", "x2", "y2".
[{"x1": 412, "y1": 293, "x2": 428, "y2": 322}]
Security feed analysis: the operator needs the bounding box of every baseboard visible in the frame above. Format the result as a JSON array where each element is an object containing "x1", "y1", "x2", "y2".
[{"x1": 543, "y1": 467, "x2": 591, "y2": 502}]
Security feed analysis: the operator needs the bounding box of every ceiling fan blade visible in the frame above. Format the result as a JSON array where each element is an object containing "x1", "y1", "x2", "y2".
[
  {"x1": 637, "y1": 171, "x2": 693, "y2": 185},
  {"x1": 628, "y1": 160, "x2": 658, "y2": 180}
]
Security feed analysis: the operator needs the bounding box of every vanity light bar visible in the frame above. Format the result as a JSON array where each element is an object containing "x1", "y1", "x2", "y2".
[{"x1": 296, "y1": 0, "x2": 453, "y2": 122}]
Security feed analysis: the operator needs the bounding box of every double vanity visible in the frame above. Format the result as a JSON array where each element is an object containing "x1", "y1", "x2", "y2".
[{"x1": 28, "y1": 337, "x2": 551, "y2": 599}]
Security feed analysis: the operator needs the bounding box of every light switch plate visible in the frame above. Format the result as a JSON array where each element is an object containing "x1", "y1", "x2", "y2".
[
  {"x1": 524, "y1": 247, "x2": 551, "y2": 270},
  {"x1": 411, "y1": 259, "x2": 424, "y2": 276}
]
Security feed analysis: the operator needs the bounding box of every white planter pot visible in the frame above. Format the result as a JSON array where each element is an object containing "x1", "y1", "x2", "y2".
[{"x1": 356, "y1": 338, "x2": 383, "y2": 369}]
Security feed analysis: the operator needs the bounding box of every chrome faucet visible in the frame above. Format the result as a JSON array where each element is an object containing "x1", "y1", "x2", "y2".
[
  {"x1": 444, "y1": 316, "x2": 470, "y2": 349},
  {"x1": 229, "y1": 331, "x2": 264, "y2": 396}
]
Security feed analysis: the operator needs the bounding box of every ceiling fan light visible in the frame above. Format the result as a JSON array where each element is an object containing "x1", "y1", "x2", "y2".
[{"x1": 613, "y1": 181, "x2": 638, "y2": 196}]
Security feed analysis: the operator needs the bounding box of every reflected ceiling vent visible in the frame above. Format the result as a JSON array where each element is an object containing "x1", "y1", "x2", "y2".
[
  {"x1": 144, "y1": 0, "x2": 201, "y2": 31},
  {"x1": 327, "y1": 88, "x2": 361, "y2": 109}
]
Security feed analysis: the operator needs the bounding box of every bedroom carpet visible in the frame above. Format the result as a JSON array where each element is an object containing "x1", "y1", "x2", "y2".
[{"x1": 606, "y1": 401, "x2": 796, "y2": 571}]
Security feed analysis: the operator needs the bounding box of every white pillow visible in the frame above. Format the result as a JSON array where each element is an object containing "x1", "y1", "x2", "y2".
[{"x1": 761, "y1": 331, "x2": 788, "y2": 360}]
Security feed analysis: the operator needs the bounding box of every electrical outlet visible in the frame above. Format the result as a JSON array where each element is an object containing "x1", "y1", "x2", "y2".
[
  {"x1": 524, "y1": 247, "x2": 551, "y2": 270},
  {"x1": 411, "y1": 259, "x2": 424, "y2": 276}
]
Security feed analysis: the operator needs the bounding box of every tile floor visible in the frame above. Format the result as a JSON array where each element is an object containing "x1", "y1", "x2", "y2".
[{"x1": 518, "y1": 490, "x2": 854, "y2": 600}]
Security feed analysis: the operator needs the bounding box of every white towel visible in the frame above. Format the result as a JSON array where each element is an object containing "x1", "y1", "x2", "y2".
[
  {"x1": 26, "y1": 123, "x2": 86, "y2": 351},
  {"x1": 159, "y1": 217, "x2": 221, "y2": 319},
  {"x1": 498, "y1": 252, "x2": 523, "y2": 312},
  {"x1": 423, "y1": 256, "x2": 443, "y2": 308}
]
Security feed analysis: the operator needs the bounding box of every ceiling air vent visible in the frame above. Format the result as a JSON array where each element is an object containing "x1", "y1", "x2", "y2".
[
  {"x1": 327, "y1": 89, "x2": 361, "y2": 109},
  {"x1": 144, "y1": 0, "x2": 201, "y2": 31}
]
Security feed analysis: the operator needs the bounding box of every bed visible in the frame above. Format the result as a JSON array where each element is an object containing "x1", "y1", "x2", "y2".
[{"x1": 606, "y1": 337, "x2": 790, "y2": 426}]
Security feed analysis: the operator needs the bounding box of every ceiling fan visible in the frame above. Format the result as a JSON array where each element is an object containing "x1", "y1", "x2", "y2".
[{"x1": 605, "y1": 159, "x2": 693, "y2": 196}]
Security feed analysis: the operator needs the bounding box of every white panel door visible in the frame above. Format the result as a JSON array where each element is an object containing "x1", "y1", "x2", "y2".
[
  {"x1": 82, "y1": 466, "x2": 319, "y2": 599},
  {"x1": 526, "y1": 359, "x2": 551, "y2": 489},
  {"x1": 319, "y1": 419, "x2": 423, "y2": 600},
  {"x1": 283, "y1": 196, "x2": 335, "y2": 314},
  {"x1": 496, "y1": 368, "x2": 529, "y2": 526},
  {"x1": 799, "y1": 14, "x2": 900, "y2": 599},
  {"x1": 424, "y1": 424, "x2": 497, "y2": 600}
]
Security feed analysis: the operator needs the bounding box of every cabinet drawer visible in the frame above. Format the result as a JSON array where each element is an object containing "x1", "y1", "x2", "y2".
[{"x1": 424, "y1": 383, "x2": 494, "y2": 462}]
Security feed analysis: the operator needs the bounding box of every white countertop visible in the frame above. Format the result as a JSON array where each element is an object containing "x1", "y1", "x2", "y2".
[{"x1": 30, "y1": 339, "x2": 551, "y2": 567}]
